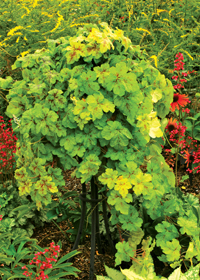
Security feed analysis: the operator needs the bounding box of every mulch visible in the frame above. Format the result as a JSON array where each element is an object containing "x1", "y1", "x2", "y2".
[{"x1": 31, "y1": 169, "x2": 115, "y2": 279}]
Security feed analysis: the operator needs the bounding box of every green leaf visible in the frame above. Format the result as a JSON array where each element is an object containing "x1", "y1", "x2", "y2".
[
  {"x1": 78, "y1": 154, "x2": 101, "y2": 183},
  {"x1": 115, "y1": 198, "x2": 130, "y2": 215},
  {"x1": 168, "y1": 267, "x2": 186, "y2": 280},
  {"x1": 7, "y1": 274, "x2": 30, "y2": 279},
  {"x1": 178, "y1": 214, "x2": 198, "y2": 236},
  {"x1": 184, "y1": 263, "x2": 200, "y2": 280},
  {"x1": 98, "y1": 168, "x2": 118, "y2": 189},
  {"x1": 0, "y1": 76, "x2": 13, "y2": 89},
  {"x1": 104, "y1": 265, "x2": 126, "y2": 280},
  {"x1": 0, "y1": 254, "x2": 14, "y2": 265},
  {"x1": 101, "y1": 121, "x2": 132, "y2": 148},
  {"x1": 121, "y1": 269, "x2": 145, "y2": 280},
  {"x1": 55, "y1": 250, "x2": 80, "y2": 266},
  {"x1": 193, "y1": 130, "x2": 200, "y2": 141},
  {"x1": 96, "y1": 276, "x2": 111, "y2": 280},
  {"x1": 162, "y1": 240, "x2": 181, "y2": 262}
]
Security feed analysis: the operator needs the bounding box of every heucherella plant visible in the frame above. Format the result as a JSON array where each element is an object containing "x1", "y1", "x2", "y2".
[
  {"x1": 96, "y1": 261, "x2": 200, "y2": 280},
  {"x1": 3, "y1": 22, "x2": 200, "y2": 271}
]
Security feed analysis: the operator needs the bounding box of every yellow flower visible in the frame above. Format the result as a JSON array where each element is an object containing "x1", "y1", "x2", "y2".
[{"x1": 7, "y1": 26, "x2": 24, "y2": 37}]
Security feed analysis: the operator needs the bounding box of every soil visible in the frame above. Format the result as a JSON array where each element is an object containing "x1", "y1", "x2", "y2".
[
  {"x1": 31, "y1": 169, "x2": 116, "y2": 279},
  {"x1": 30, "y1": 164, "x2": 200, "y2": 279}
]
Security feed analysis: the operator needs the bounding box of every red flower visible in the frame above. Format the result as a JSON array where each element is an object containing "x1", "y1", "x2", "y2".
[
  {"x1": 170, "y1": 93, "x2": 189, "y2": 111},
  {"x1": 165, "y1": 118, "x2": 178, "y2": 133}
]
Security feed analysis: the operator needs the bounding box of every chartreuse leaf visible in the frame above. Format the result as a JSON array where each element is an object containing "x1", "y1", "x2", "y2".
[
  {"x1": 115, "y1": 241, "x2": 133, "y2": 266},
  {"x1": 116, "y1": 161, "x2": 138, "y2": 179},
  {"x1": 131, "y1": 169, "x2": 153, "y2": 196},
  {"x1": 168, "y1": 267, "x2": 187, "y2": 280},
  {"x1": 86, "y1": 94, "x2": 104, "y2": 120},
  {"x1": 60, "y1": 131, "x2": 87, "y2": 157},
  {"x1": 155, "y1": 221, "x2": 179, "y2": 247},
  {"x1": 105, "y1": 62, "x2": 128, "y2": 96},
  {"x1": 60, "y1": 133, "x2": 76, "y2": 151},
  {"x1": 148, "y1": 112, "x2": 163, "y2": 138},
  {"x1": 14, "y1": 166, "x2": 29, "y2": 182},
  {"x1": 98, "y1": 168, "x2": 119, "y2": 189},
  {"x1": 45, "y1": 89, "x2": 67, "y2": 111},
  {"x1": 35, "y1": 176, "x2": 58, "y2": 195},
  {"x1": 86, "y1": 92, "x2": 115, "y2": 121},
  {"x1": 184, "y1": 263, "x2": 200, "y2": 280},
  {"x1": 101, "y1": 121, "x2": 132, "y2": 148},
  {"x1": 73, "y1": 99, "x2": 92, "y2": 129},
  {"x1": 161, "y1": 239, "x2": 181, "y2": 262},
  {"x1": 79, "y1": 70, "x2": 100, "y2": 95},
  {"x1": 151, "y1": 88, "x2": 162, "y2": 103},
  {"x1": 114, "y1": 91, "x2": 142, "y2": 125},
  {"x1": 6, "y1": 96, "x2": 31, "y2": 119},
  {"x1": 47, "y1": 167, "x2": 65, "y2": 187},
  {"x1": 121, "y1": 269, "x2": 145, "y2": 280},
  {"x1": 114, "y1": 175, "x2": 132, "y2": 198},
  {"x1": 137, "y1": 111, "x2": 163, "y2": 142},
  {"x1": 33, "y1": 104, "x2": 59, "y2": 136},
  {"x1": 29, "y1": 158, "x2": 46, "y2": 176},
  {"x1": 18, "y1": 179, "x2": 33, "y2": 196},
  {"x1": 177, "y1": 211, "x2": 199, "y2": 236},
  {"x1": 103, "y1": 265, "x2": 126, "y2": 280},
  {"x1": 106, "y1": 190, "x2": 120, "y2": 205},
  {"x1": 106, "y1": 62, "x2": 139, "y2": 97},
  {"x1": 77, "y1": 154, "x2": 101, "y2": 183},
  {"x1": 107, "y1": 190, "x2": 130, "y2": 214},
  {"x1": 86, "y1": 27, "x2": 114, "y2": 54},
  {"x1": 98, "y1": 263, "x2": 200, "y2": 280},
  {"x1": 65, "y1": 37, "x2": 87, "y2": 64},
  {"x1": 0, "y1": 76, "x2": 13, "y2": 89},
  {"x1": 114, "y1": 198, "x2": 130, "y2": 215},
  {"x1": 94, "y1": 63, "x2": 110, "y2": 87},
  {"x1": 119, "y1": 205, "x2": 143, "y2": 231},
  {"x1": 185, "y1": 242, "x2": 197, "y2": 260},
  {"x1": 98, "y1": 32, "x2": 114, "y2": 54},
  {"x1": 28, "y1": 81, "x2": 46, "y2": 96}
]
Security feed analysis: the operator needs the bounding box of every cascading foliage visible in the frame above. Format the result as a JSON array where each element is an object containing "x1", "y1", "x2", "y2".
[{"x1": 4, "y1": 22, "x2": 200, "y2": 272}]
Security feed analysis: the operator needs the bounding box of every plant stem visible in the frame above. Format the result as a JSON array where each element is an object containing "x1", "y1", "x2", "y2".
[
  {"x1": 51, "y1": 219, "x2": 70, "y2": 241},
  {"x1": 175, "y1": 109, "x2": 181, "y2": 188}
]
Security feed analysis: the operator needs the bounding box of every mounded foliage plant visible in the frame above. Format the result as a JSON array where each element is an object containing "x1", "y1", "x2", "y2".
[{"x1": 3, "y1": 22, "x2": 200, "y2": 274}]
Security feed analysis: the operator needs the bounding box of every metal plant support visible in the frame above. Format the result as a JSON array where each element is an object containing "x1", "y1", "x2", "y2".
[{"x1": 68, "y1": 177, "x2": 116, "y2": 280}]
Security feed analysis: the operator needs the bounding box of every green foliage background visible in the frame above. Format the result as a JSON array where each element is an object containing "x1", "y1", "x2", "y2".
[
  {"x1": 1, "y1": 0, "x2": 200, "y2": 122},
  {"x1": 0, "y1": 0, "x2": 200, "y2": 79}
]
